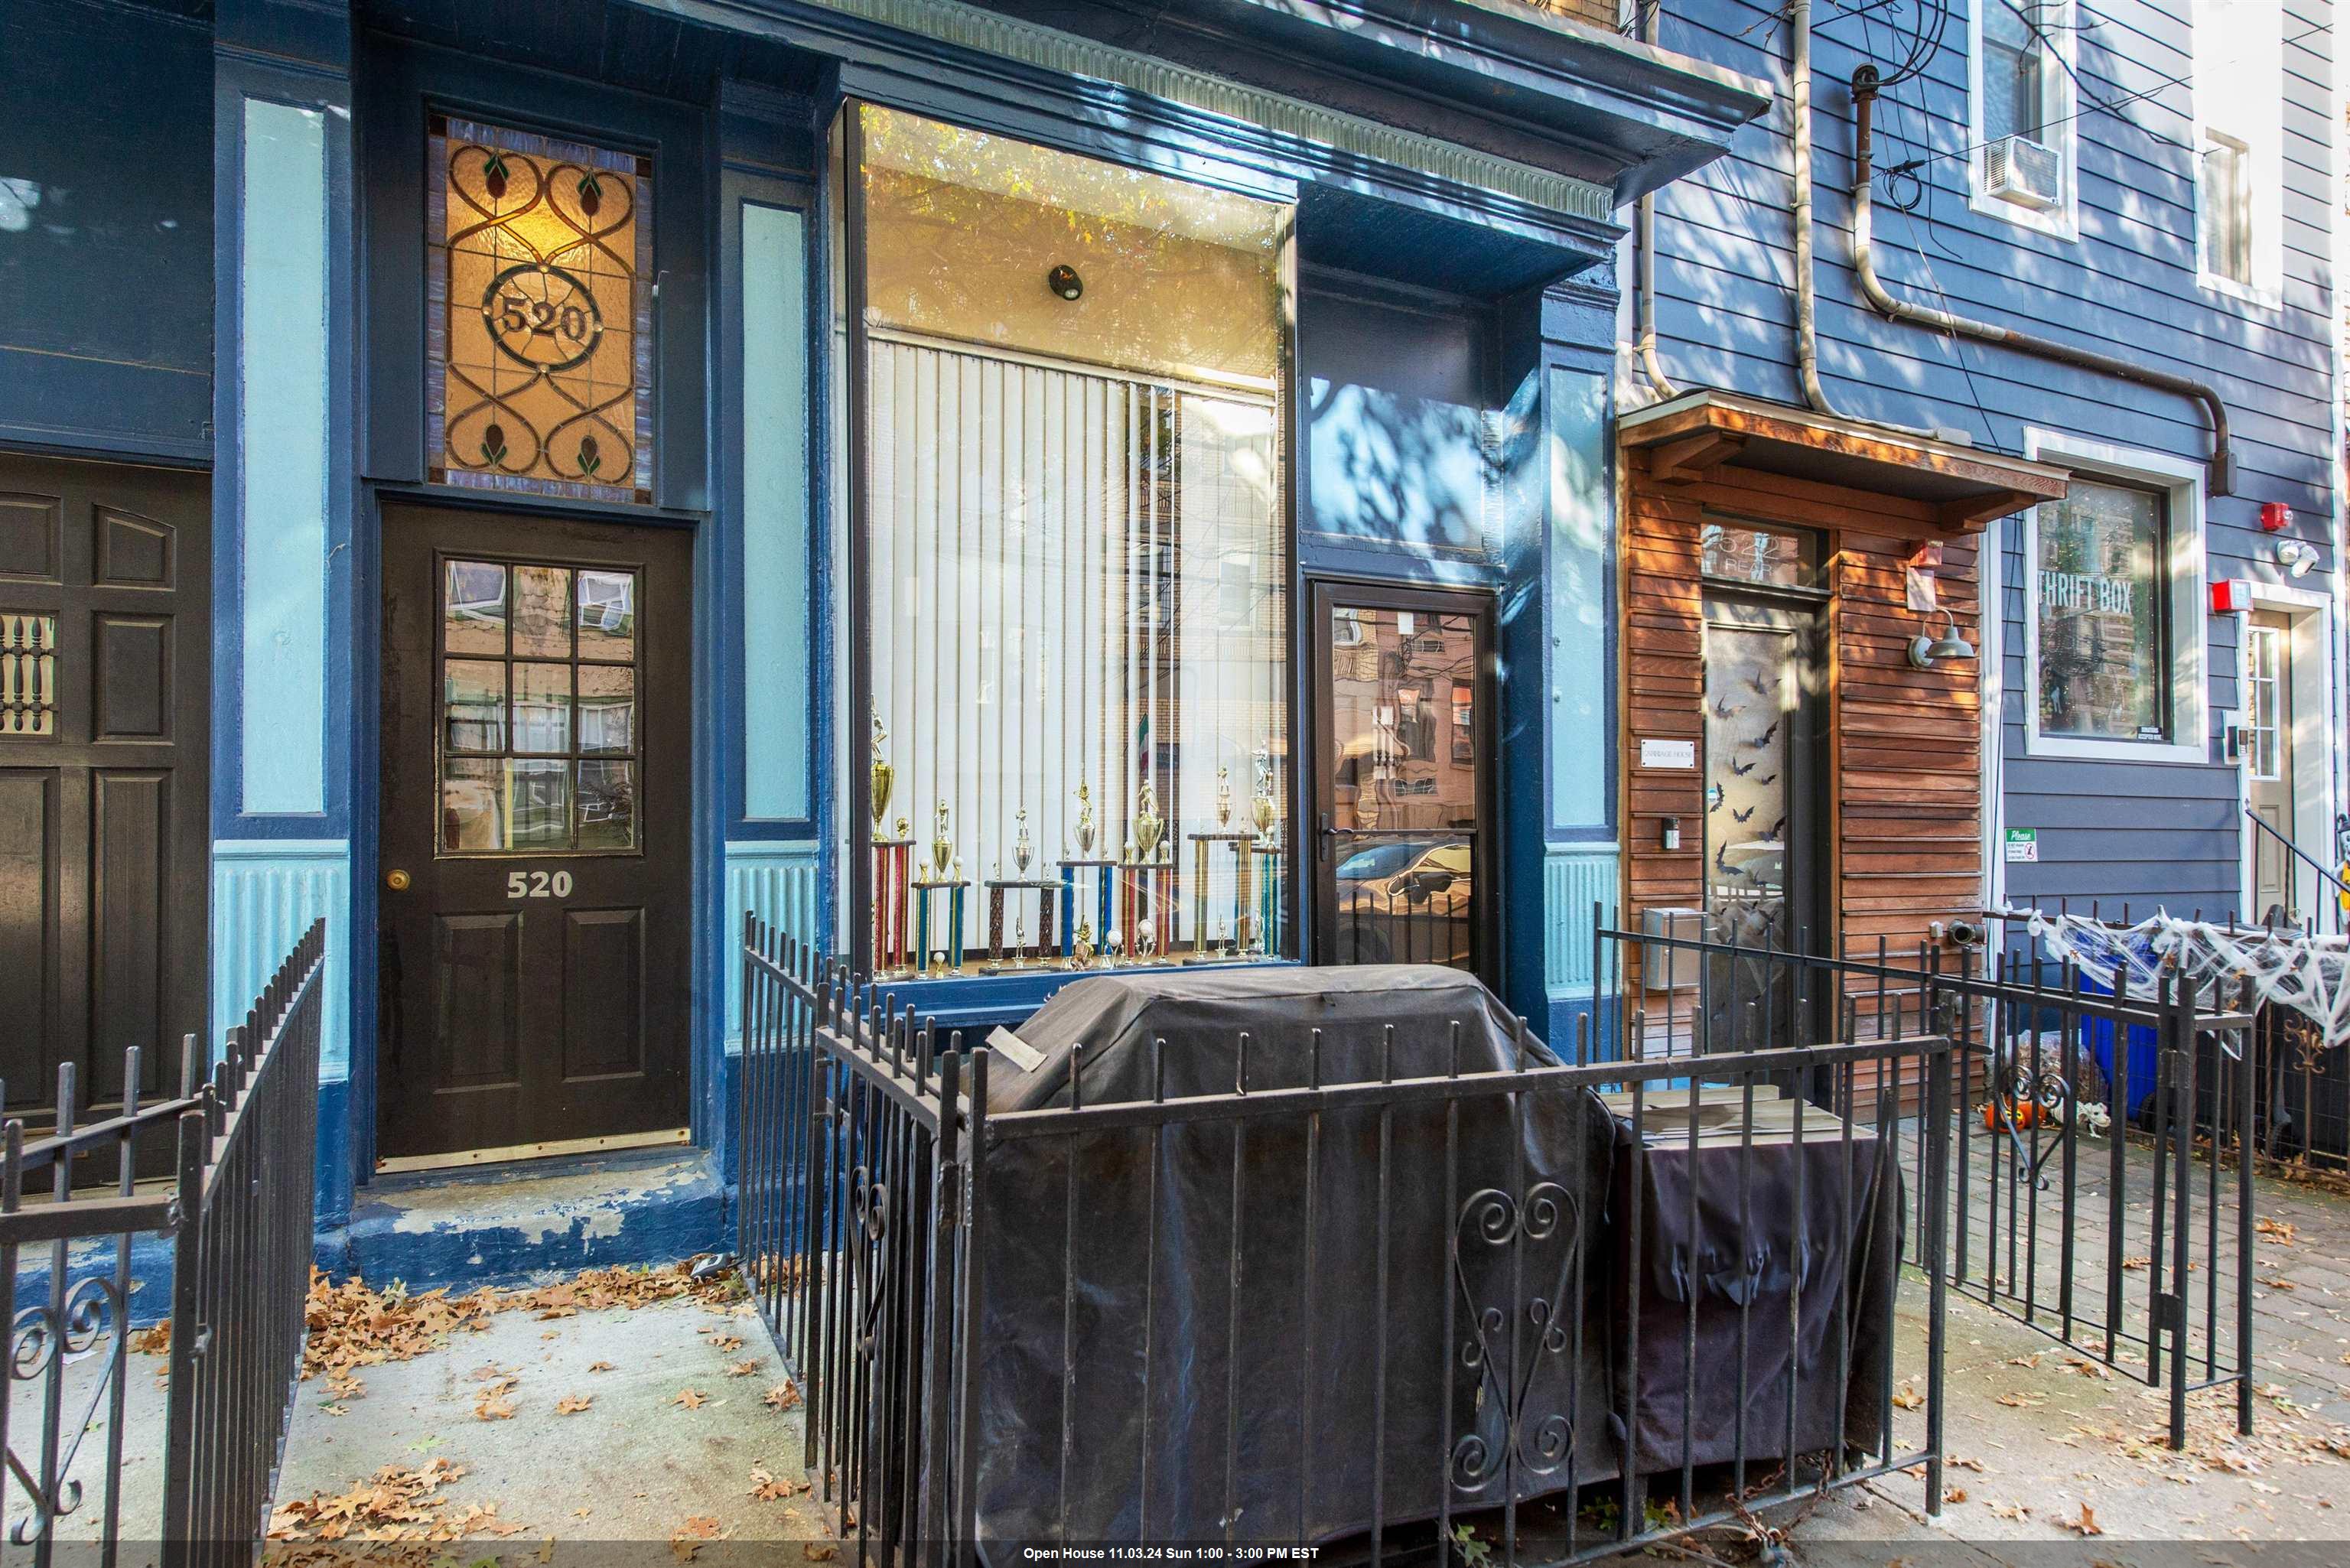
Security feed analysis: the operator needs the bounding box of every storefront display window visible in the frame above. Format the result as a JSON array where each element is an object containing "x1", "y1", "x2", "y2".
[
  {"x1": 851, "y1": 105, "x2": 1293, "y2": 976},
  {"x1": 2036, "y1": 479, "x2": 2168, "y2": 741}
]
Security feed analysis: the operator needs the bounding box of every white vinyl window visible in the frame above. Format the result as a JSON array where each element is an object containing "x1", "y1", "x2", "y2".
[
  {"x1": 2244, "y1": 620, "x2": 2283, "y2": 781},
  {"x1": 2021, "y1": 431, "x2": 2209, "y2": 766},
  {"x1": 2192, "y1": 0, "x2": 2286, "y2": 303},
  {"x1": 1970, "y1": 1, "x2": 2077, "y2": 234}
]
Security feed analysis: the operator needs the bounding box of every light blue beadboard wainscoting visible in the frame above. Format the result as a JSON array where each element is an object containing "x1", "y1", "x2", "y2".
[
  {"x1": 724, "y1": 841, "x2": 823, "y2": 1049},
  {"x1": 1543, "y1": 841, "x2": 1619, "y2": 1052},
  {"x1": 210, "y1": 839, "x2": 351, "y2": 1072},
  {"x1": 211, "y1": 838, "x2": 354, "y2": 1229}
]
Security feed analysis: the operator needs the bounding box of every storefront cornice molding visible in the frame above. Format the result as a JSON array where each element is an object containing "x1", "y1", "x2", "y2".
[{"x1": 653, "y1": 0, "x2": 1642, "y2": 226}]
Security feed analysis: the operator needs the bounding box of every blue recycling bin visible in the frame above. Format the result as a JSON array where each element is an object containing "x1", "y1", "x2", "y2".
[{"x1": 2078, "y1": 973, "x2": 2162, "y2": 1121}]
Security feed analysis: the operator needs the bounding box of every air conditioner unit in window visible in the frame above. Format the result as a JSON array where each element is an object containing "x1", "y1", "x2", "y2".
[{"x1": 1984, "y1": 134, "x2": 2062, "y2": 210}]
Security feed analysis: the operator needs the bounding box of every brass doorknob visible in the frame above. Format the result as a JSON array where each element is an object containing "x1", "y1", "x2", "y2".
[{"x1": 386, "y1": 868, "x2": 412, "y2": 891}]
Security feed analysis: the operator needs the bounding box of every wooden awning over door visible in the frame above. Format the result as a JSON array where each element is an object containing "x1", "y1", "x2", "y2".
[
  {"x1": 1619, "y1": 389, "x2": 2070, "y2": 535},
  {"x1": 1616, "y1": 389, "x2": 2052, "y2": 991}
]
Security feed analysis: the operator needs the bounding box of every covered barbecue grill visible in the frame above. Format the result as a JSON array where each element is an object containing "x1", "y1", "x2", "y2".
[{"x1": 959, "y1": 965, "x2": 1895, "y2": 1550}]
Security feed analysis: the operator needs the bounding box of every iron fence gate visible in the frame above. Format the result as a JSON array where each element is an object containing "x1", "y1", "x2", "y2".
[
  {"x1": 1593, "y1": 909, "x2": 2262, "y2": 1451},
  {"x1": 0, "y1": 919, "x2": 324, "y2": 1566},
  {"x1": 740, "y1": 916, "x2": 1958, "y2": 1562}
]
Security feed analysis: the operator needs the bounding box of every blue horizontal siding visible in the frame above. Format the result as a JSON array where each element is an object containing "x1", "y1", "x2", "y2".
[{"x1": 1650, "y1": 0, "x2": 2336, "y2": 922}]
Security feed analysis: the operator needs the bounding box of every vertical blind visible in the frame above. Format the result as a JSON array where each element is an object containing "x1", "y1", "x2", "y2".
[{"x1": 867, "y1": 334, "x2": 1282, "y2": 934}]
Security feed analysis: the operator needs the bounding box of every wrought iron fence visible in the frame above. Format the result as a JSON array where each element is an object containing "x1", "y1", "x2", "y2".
[
  {"x1": 0, "y1": 919, "x2": 325, "y2": 1566},
  {"x1": 740, "y1": 916, "x2": 1956, "y2": 1561},
  {"x1": 1593, "y1": 909, "x2": 2262, "y2": 1451}
]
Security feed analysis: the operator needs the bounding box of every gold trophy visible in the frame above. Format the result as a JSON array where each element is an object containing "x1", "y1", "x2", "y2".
[
  {"x1": 1251, "y1": 748, "x2": 1277, "y2": 847},
  {"x1": 932, "y1": 801, "x2": 953, "y2": 878},
  {"x1": 870, "y1": 717, "x2": 893, "y2": 831},
  {"x1": 1014, "y1": 808, "x2": 1034, "y2": 876},
  {"x1": 1134, "y1": 781, "x2": 1165, "y2": 863},
  {"x1": 1074, "y1": 783, "x2": 1096, "y2": 856}
]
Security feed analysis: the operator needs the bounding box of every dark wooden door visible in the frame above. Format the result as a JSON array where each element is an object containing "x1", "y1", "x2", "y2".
[
  {"x1": 1309, "y1": 581, "x2": 1497, "y2": 986},
  {"x1": 378, "y1": 505, "x2": 691, "y2": 1161},
  {"x1": 0, "y1": 454, "x2": 209, "y2": 1124}
]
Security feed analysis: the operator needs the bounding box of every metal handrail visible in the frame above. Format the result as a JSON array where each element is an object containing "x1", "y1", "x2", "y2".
[{"x1": 2242, "y1": 805, "x2": 2350, "y2": 916}]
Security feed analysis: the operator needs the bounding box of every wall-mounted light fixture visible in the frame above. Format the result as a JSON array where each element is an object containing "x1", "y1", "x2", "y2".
[
  {"x1": 1046, "y1": 264, "x2": 1083, "y2": 301},
  {"x1": 2277, "y1": 539, "x2": 2319, "y2": 578},
  {"x1": 1907, "y1": 608, "x2": 1974, "y2": 669}
]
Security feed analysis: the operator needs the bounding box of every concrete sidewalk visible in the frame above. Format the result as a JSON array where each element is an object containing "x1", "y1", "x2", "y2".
[{"x1": 265, "y1": 1267, "x2": 832, "y2": 1563}]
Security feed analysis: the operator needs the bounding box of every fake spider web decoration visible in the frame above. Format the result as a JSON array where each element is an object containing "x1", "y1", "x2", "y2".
[{"x1": 2015, "y1": 909, "x2": 2350, "y2": 1051}]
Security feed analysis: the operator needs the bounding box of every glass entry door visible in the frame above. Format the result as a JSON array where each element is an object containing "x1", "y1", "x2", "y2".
[
  {"x1": 1698, "y1": 521, "x2": 1828, "y2": 1051},
  {"x1": 1311, "y1": 584, "x2": 1494, "y2": 982}
]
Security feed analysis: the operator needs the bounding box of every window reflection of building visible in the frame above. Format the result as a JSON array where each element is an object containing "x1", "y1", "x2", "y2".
[
  {"x1": 437, "y1": 558, "x2": 641, "y2": 854},
  {"x1": 2037, "y1": 480, "x2": 2165, "y2": 740},
  {"x1": 1330, "y1": 608, "x2": 1477, "y2": 833}
]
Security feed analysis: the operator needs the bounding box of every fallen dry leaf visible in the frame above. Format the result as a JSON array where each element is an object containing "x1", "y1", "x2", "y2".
[
  {"x1": 711, "y1": 1335, "x2": 745, "y2": 1354},
  {"x1": 673, "y1": 1388, "x2": 710, "y2": 1410},
  {"x1": 1945, "y1": 1487, "x2": 1969, "y2": 1505},
  {"x1": 1997, "y1": 1391, "x2": 2049, "y2": 1409},
  {"x1": 130, "y1": 1322, "x2": 171, "y2": 1355},
  {"x1": 725, "y1": 1358, "x2": 760, "y2": 1378},
  {"x1": 2062, "y1": 1502, "x2": 2104, "y2": 1537},
  {"x1": 590, "y1": 1361, "x2": 615, "y2": 1373},
  {"x1": 764, "y1": 1381, "x2": 802, "y2": 1411},
  {"x1": 749, "y1": 1466, "x2": 800, "y2": 1502},
  {"x1": 555, "y1": 1394, "x2": 594, "y2": 1416},
  {"x1": 804, "y1": 1546, "x2": 838, "y2": 1563},
  {"x1": 1892, "y1": 1384, "x2": 1925, "y2": 1411}
]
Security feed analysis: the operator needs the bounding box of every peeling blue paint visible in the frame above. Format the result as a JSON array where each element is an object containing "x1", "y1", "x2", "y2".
[{"x1": 326, "y1": 1150, "x2": 730, "y2": 1293}]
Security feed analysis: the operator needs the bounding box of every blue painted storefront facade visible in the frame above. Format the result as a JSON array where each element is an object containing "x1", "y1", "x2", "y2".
[{"x1": 2, "y1": 0, "x2": 1772, "y2": 1280}]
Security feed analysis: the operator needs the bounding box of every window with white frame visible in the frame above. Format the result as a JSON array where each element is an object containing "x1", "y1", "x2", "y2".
[
  {"x1": 1972, "y1": 1, "x2": 2074, "y2": 223},
  {"x1": 2192, "y1": 0, "x2": 2285, "y2": 300},
  {"x1": 2244, "y1": 620, "x2": 2283, "y2": 781},
  {"x1": 2022, "y1": 432, "x2": 2208, "y2": 765},
  {"x1": 2036, "y1": 480, "x2": 2171, "y2": 741},
  {"x1": 2199, "y1": 128, "x2": 2254, "y2": 286}
]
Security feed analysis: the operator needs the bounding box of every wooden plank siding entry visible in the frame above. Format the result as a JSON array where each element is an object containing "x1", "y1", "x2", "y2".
[{"x1": 1618, "y1": 447, "x2": 1989, "y2": 1018}]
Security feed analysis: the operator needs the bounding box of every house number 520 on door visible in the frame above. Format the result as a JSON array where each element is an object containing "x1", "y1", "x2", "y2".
[{"x1": 507, "y1": 870, "x2": 574, "y2": 899}]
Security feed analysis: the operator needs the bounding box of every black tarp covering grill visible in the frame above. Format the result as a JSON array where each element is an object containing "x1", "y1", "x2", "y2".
[
  {"x1": 1602, "y1": 1091, "x2": 1899, "y2": 1475},
  {"x1": 962, "y1": 966, "x2": 1898, "y2": 1549}
]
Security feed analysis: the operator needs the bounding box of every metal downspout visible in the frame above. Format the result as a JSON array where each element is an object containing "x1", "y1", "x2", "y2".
[
  {"x1": 1847, "y1": 67, "x2": 2236, "y2": 494},
  {"x1": 1635, "y1": 0, "x2": 1675, "y2": 399},
  {"x1": 1791, "y1": 0, "x2": 1838, "y2": 418},
  {"x1": 1791, "y1": 2, "x2": 1941, "y2": 440}
]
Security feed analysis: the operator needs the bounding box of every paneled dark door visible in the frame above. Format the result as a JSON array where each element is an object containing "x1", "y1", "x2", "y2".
[
  {"x1": 0, "y1": 454, "x2": 209, "y2": 1126},
  {"x1": 378, "y1": 506, "x2": 690, "y2": 1161}
]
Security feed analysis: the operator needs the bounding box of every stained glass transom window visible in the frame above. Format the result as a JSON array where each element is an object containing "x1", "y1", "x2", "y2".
[{"x1": 427, "y1": 116, "x2": 653, "y2": 504}]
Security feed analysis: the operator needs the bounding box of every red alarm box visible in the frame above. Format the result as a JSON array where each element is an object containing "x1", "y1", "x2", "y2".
[
  {"x1": 2210, "y1": 578, "x2": 2254, "y2": 614},
  {"x1": 2260, "y1": 502, "x2": 2295, "y2": 533}
]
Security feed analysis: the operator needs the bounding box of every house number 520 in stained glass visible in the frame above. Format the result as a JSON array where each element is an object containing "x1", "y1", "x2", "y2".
[
  {"x1": 508, "y1": 870, "x2": 574, "y2": 899},
  {"x1": 487, "y1": 264, "x2": 603, "y2": 371}
]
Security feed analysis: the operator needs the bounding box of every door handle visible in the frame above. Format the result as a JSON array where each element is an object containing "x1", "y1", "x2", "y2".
[{"x1": 386, "y1": 868, "x2": 412, "y2": 891}]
